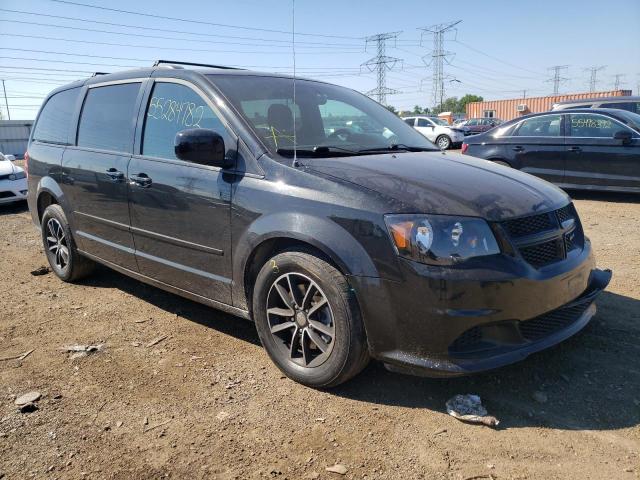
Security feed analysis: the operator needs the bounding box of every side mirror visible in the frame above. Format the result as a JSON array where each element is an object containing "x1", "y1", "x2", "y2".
[
  {"x1": 174, "y1": 128, "x2": 231, "y2": 167},
  {"x1": 613, "y1": 130, "x2": 633, "y2": 145}
]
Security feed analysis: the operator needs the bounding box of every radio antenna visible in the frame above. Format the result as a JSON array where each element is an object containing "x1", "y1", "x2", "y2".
[{"x1": 291, "y1": 0, "x2": 298, "y2": 166}]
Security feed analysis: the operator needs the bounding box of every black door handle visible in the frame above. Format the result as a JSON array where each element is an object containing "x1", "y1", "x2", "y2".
[
  {"x1": 129, "y1": 173, "x2": 152, "y2": 187},
  {"x1": 568, "y1": 146, "x2": 582, "y2": 152},
  {"x1": 512, "y1": 146, "x2": 524, "y2": 152},
  {"x1": 106, "y1": 168, "x2": 124, "y2": 181}
]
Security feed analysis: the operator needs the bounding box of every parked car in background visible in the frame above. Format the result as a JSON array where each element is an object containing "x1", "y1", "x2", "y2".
[
  {"x1": 461, "y1": 117, "x2": 503, "y2": 135},
  {"x1": 0, "y1": 152, "x2": 27, "y2": 204},
  {"x1": 26, "y1": 63, "x2": 610, "y2": 387},
  {"x1": 552, "y1": 96, "x2": 640, "y2": 114},
  {"x1": 402, "y1": 115, "x2": 465, "y2": 149},
  {"x1": 461, "y1": 108, "x2": 640, "y2": 193}
]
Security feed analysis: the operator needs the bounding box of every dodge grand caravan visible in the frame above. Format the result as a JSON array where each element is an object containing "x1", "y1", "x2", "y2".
[{"x1": 26, "y1": 61, "x2": 611, "y2": 387}]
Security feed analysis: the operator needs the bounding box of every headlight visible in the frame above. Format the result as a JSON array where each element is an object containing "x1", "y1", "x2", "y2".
[
  {"x1": 385, "y1": 214, "x2": 500, "y2": 265},
  {"x1": 9, "y1": 171, "x2": 26, "y2": 181}
]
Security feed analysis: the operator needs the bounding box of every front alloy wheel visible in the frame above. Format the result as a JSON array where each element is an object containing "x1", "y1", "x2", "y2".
[
  {"x1": 437, "y1": 135, "x2": 451, "y2": 150},
  {"x1": 253, "y1": 249, "x2": 369, "y2": 388},
  {"x1": 266, "y1": 272, "x2": 335, "y2": 368}
]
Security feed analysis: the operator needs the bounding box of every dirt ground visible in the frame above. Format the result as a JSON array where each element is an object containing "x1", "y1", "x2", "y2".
[{"x1": 0, "y1": 191, "x2": 638, "y2": 480}]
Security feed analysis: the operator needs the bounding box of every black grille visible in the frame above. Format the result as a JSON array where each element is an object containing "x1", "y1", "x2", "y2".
[
  {"x1": 520, "y1": 238, "x2": 563, "y2": 268},
  {"x1": 448, "y1": 301, "x2": 591, "y2": 355},
  {"x1": 0, "y1": 191, "x2": 16, "y2": 198},
  {"x1": 449, "y1": 326, "x2": 482, "y2": 353},
  {"x1": 564, "y1": 230, "x2": 577, "y2": 253},
  {"x1": 519, "y1": 303, "x2": 590, "y2": 341},
  {"x1": 556, "y1": 204, "x2": 574, "y2": 225},
  {"x1": 0, "y1": 174, "x2": 10, "y2": 181},
  {"x1": 502, "y1": 212, "x2": 554, "y2": 238}
]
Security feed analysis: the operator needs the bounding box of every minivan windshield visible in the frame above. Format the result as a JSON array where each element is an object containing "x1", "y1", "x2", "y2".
[{"x1": 209, "y1": 75, "x2": 437, "y2": 157}]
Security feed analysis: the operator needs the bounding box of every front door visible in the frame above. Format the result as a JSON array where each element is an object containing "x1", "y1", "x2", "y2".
[
  {"x1": 128, "y1": 80, "x2": 237, "y2": 304},
  {"x1": 502, "y1": 113, "x2": 566, "y2": 184},
  {"x1": 415, "y1": 118, "x2": 436, "y2": 141},
  {"x1": 564, "y1": 112, "x2": 640, "y2": 190},
  {"x1": 61, "y1": 81, "x2": 143, "y2": 271}
]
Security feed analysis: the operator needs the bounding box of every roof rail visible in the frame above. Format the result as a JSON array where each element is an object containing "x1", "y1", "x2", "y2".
[
  {"x1": 91, "y1": 72, "x2": 110, "y2": 77},
  {"x1": 153, "y1": 60, "x2": 244, "y2": 70}
]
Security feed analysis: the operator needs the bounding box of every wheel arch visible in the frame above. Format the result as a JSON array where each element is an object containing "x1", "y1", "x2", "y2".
[
  {"x1": 35, "y1": 177, "x2": 69, "y2": 224},
  {"x1": 233, "y1": 212, "x2": 379, "y2": 315}
]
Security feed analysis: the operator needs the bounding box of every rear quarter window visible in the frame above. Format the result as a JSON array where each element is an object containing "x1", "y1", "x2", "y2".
[
  {"x1": 32, "y1": 88, "x2": 81, "y2": 144},
  {"x1": 77, "y1": 83, "x2": 141, "y2": 153}
]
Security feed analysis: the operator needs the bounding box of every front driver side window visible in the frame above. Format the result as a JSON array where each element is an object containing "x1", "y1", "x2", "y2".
[
  {"x1": 514, "y1": 115, "x2": 562, "y2": 137},
  {"x1": 569, "y1": 113, "x2": 629, "y2": 138},
  {"x1": 142, "y1": 82, "x2": 233, "y2": 162}
]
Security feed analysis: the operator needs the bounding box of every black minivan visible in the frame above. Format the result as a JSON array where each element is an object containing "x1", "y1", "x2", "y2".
[{"x1": 26, "y1": 62, "x2": 611, "y2": 387}]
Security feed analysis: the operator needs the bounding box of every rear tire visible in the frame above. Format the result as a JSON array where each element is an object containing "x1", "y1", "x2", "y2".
[
  {"x1": 436, "y1": 135, "x2": 451, "y2": 150},
  {"x1": 41, "y1": 204, "x2": 95, "y2": 282},
  {"x1": 253, "y1": 249, "x2": 369, "y2": 388}
]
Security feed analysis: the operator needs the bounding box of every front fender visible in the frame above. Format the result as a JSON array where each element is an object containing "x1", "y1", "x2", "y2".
[{"x1": 232, "y1": 211, "x2": 380, "y2": 311}]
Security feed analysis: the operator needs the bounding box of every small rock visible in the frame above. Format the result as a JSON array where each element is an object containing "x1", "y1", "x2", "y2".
[
  {"x1": 19, "y1": 403, "x2": 38, "y2": 413},
  {"x1": 433, "y1": 428, "x2": 447, "y2": 435},
  {"x1": 487, "y1": 463, "x2": 495, "y2": 469},
  {"x1": 216, "y1": 411, "x2": 230, "y2": 421},
  {"x1": 143, "y1": 416, "x2": 149, "y2": 426},
  {"x1": 30, "y1": 266, "x2": 51, "y2": 276},
  {"x1": 116, "y1": 421, "x2": 123, "y2": 428},
  {"x1": 533, "y1": 391, "x2": 548, "y2": 403},
  {"x1": 325, "y1": 464, "x2": 348, "y2": 475},
  {"x1": 15, "y1": 391, "x2": 41, "y2": 406}
]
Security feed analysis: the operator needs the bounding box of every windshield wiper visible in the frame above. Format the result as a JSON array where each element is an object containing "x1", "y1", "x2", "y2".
[
  {"x1": 276, "y1": 146, "x2": 364, "y2": 158},
  {"x1": 357, "y1": 144, "x2": 435, "y2": 153}
]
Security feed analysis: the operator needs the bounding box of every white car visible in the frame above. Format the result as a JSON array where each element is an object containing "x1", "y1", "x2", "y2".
[
  {"x1": 0, "y1": 153, "x2": 28, "y2": 204},
  {"x1": 402, "y1": 116, "x2": 465, "y2": 150}
]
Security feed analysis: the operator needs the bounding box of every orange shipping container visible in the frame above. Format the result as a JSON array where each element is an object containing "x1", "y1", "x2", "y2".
[{"x1": 466, "y1": 90, "x2": 632, "y2": 121}]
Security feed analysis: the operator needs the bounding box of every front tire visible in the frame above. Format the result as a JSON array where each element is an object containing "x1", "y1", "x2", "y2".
[
  {"x1": 41, "y1": 204, "x2": 94, "y2": 282},
  {"x1": 436, "y1": 135, "x2": 451, "y2": 150},
  {"x1": 253, "y1": 250, "x2": 369, "y2": 388}
]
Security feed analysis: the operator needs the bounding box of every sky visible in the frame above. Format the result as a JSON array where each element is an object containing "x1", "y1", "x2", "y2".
[{"x1": 1, "y1": 0, "x2": 639, "y2": 119}]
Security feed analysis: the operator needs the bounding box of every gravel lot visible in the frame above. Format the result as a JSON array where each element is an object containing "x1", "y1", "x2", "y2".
[{"x1": 0, "y1": 191, "x2": 638, "y2": 479}]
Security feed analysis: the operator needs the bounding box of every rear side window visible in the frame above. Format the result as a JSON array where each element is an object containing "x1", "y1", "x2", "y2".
[
  {"x1": 403, "y1": 118, "x2": 415, "y2": 126},
  {"x1": 514, "y1": 115, "x2": 562, "y2": 137},
  {"x1": 77, "y1": 83, "x2": 141, "y2": 153},
  {"x1": 142, "y1": 82, "x2": 233, "y2": 161},
  {"x1": 600, "y1": 102, "x2": 639, "y2": 114},
  {"x1": 32, "y1": 88, "x2": 80, "y2": 144},
  {"x1": 417, "y1": 118, "x2": 431, "y2": 127}
]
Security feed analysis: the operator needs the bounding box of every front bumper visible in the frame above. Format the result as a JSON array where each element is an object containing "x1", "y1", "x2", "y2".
[
  {"x1": 0, "y1": 178, "x2": 28, "y2": 204},
  {"x1": 350, "y1": 242, "x2": 611, "y2": 377}
]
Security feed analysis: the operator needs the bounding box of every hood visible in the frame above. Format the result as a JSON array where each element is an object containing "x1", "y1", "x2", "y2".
[
  {"x1": 304, "y1": 151, "x2": 569, "y2": 221},
  {"x1": 0, "y1": 160, "x2": 18, "y2": 176}
]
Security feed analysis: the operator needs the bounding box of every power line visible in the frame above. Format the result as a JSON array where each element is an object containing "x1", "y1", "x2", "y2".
[
  {"x1": 585, "y1": 66, "x2": 606, "y2": 92},
  {"x1": 48, "y1": 0, "x2": 363, "y2": 40},
  {"x1": 0, "y1": 8, "x2": 363, "y2": 47},
  {"x1": 452, "y1": 39, "x2": 546, "y2": 76},
  {"x1": 0, "y1": 19, "x2": 363, "y2": 51},
  {"x1": 546, "y1": 65, "x2": 569, "y2": 95},
  {"x1": 418, "y1": 20, "x2": 461, "y2": 107},
  {"x1": 361, "y1": 32, "x2": 402, "y2": 105},
  {"x1": 0, "y1": 33, "x2": 363, "y2": 55}
]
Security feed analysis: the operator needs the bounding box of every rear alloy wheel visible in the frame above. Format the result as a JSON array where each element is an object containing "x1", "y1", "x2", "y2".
[
  {"x1": 41, "y1": 204, "x2": 94, "y2": 282},
  {"x1": 253, "y1": 250, "x2": 369, "y2": 388},
  {"x1": 436, "y1": 135, "x2": 451, "y2": 150}
]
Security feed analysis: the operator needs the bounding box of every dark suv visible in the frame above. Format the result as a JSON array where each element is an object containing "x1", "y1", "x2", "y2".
[{"x1": 26, "y1": 61, "x2": 610, "y2": 387}]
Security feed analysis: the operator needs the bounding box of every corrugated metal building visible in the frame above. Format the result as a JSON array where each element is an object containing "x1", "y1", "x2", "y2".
[
  {"x1": 0, "y1": 120, "x2": 33, "y2": 158},
  {"x1": 466, "y1": 90, "x2": 632, "y2": 121}
]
